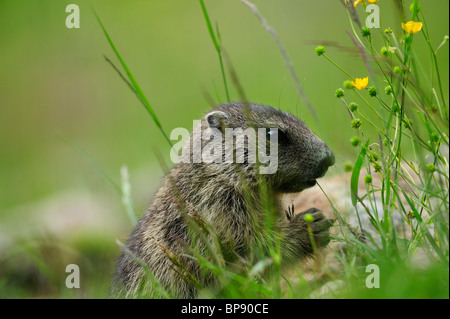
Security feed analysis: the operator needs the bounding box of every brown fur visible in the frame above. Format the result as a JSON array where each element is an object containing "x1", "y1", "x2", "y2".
[{"x1": 112, "y1": 103, "x2": 335, "y2": 298}]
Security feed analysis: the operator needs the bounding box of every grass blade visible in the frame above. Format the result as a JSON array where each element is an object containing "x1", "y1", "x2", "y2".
[
  {"x1": 94, "y1": 10, "x2": 172, "y2": 147},
  {"x1": 351, "y1": 140, "x2": 370, "y2": 206},
  {"x1": 199, "y1": 0, "x2": 230, "y2": 102}
]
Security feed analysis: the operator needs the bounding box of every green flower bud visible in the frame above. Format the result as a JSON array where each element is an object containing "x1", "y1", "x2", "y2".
[
  {"x1": 385, "y1": 85, "x2": 393, "y2": 95},
  {"x1": 351, "y1": 118, "x2": 362, "y2": 129},
  {"x1": 350, "y1": 136, "x2": 361, "y2": 146},
  {"x1": 392, "y1": 101, "x2": 400, "y2": 113},
  {"x1": 315, "y1": 46, "x2": 326, "y2": 56},
  {"x1": 364, "y1": 174, "x2": 373, "y2": 184},
  {"x1": 394, "y1": 66, "x2": 402, "y2": 74},
  {"x1": 304, "y1": 213, "x2": 314, "y2": 223},
  {"x1": 344, "y1": 162, "x2": 353, "y2": 172},
  {"x1": 335, "y1": 88, "x2": 345, "y2": 98},
  {"x1": 407, "y1": 211, "x2": 416, "y2": 219},
  {"x1": 368, "y1": 151, "x2": 379, "y2": 162},
  {"x1": 362, "y1": 26, "x2": 371, "y2": 37},
  {"x1": 430, "y1": 132, "x2": 440, "y2": 143},
  {"x1": 374, "y1": 162, "x2": 382, "y2": 173},
  {"x1": 344, "y1": 80, "x2": 354, "y2": 90},
  {"x1": 349, "y1": 102, "x2": 358, "y2": 112},
  {"x1": 384, "y1": 28, "x2": 393, "y2": 35},
  {"x1": 424, "y1": 163, "x2": 436, "y2": 173},
  {"x1": 368, "y1": 86, "x2": 377, "y2": 97},
  {"x1": 380, "y1": 47, "x2": 389, "y2": 57}
]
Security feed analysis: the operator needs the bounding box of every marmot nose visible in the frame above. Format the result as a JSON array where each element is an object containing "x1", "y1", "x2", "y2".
[{"x1": 317, "y1": 148, "x2": 335, "y2": 176}]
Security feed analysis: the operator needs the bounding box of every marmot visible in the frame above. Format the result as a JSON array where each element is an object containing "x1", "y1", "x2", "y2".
[{"x1": 112, "y1": 102, "x2": 335, "y2": 298}]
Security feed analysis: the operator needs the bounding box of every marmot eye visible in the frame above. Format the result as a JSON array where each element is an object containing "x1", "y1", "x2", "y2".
[{"x1": 267, "y1": 128, "x2": 288, "y2": 143}]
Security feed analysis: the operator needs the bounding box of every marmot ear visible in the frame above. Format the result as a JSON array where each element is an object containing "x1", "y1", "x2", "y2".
[{"x1": 205, "y1": 111, "x2": 228, "y2": 129}]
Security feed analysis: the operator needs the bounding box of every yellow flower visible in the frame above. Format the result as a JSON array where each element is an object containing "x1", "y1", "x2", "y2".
[
  {"x1": 402, "y1": 21, "x2": 423, "y2": 34},
  {"x1": 351, "y1": 77, "x2": 369, "y2": 90},
  {"x1": 354, "y1": 0, "x2": 379, "y2": 7}
]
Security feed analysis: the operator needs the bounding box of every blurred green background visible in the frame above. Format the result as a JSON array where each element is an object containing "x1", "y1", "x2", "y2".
[{"x1": 0, "y1": 0, "x2": 448, "y2": 297}]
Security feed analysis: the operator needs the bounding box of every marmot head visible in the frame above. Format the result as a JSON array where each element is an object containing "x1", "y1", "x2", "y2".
[{"x1": 201, "y1": 103, "x2": 335, "y2": 193}]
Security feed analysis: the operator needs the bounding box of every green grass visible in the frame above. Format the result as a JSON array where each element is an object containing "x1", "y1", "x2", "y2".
[
  {"x1": 199, "y1": 0, "x2": 230, "y2": 103},
  {"x1": 94, "y1": 10, "x2": 173, "y2": 148},
  {"x1": 95, "y1": 0, "x2": 448, "y2": 299},
  {"x1": 0, "y1": 0, "x2": 447, "y2": 299}
]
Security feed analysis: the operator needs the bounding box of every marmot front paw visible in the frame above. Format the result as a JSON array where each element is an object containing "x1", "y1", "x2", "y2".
[{"x1": 292, "y1": 207, "x2": 334, "y2": 249}]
